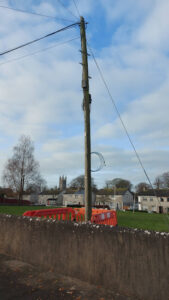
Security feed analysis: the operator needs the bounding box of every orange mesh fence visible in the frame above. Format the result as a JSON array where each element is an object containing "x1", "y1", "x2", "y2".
[
  {"x1": 91, "y1": 210, "x2": 117, "y2": 226},
  {"x1": 23, "y1": 208, "x2": 117, "y2": 226},
  {"x1": 23, "y1": 208, "x2": 75, "y2": 221},
  {"x1": 73, "y1": 208, "x2": 117, "y2": 226}
]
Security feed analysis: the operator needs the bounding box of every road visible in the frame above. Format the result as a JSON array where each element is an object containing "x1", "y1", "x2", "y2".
[{"x1": 0, "y1": 252, "x2": 138, "y2": 300}]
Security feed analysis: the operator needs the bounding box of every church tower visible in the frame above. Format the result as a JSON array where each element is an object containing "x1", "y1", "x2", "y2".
[{"x1": 59, "y1": 176, "x2": 67, "y2": 191}]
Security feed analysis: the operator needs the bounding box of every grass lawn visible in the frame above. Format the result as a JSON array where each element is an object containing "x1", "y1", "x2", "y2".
[
  {"x1": 117, "y1": 210, "x2": 169, "y2": 232},
  {"x1": 0, "y1": 206, "x2": 168, "y2": 232},
  {"x1": 0, "y1": 206, "x2": 49, "y2": 216}
]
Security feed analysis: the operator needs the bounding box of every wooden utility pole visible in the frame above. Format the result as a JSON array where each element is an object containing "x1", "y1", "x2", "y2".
[{"x1": 80, "y1": 16, "x2": 92, "y2": 221}]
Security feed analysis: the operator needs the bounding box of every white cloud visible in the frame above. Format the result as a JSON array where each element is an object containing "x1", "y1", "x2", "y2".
[
  {"x1": 33, "y1": 2, "x2": 57, "y2": 16},
  {"x1": 100, "y1": 0, "x2": 154, "y2": 24},
  {"x1": 42, "y1": 135, "x2": 83, "y2": 153},
  {"x1": 96, "y1": 75, "x2": 169, "y2": 147},
  {"x1": 137, "y1": 0, "x2": 169, "y2": 50},
  {"x1": 0, "y1": 40, "x2": 82, "y2": 137}
]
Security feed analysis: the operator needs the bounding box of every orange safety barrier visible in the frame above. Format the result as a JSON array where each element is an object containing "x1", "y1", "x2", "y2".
[
  {"x1": 23, "y1": 208, "x2": 75, "y2": 221},
  {"x1": 91, "y1": 210, "x2": 117, "y2": 226},
  {"x1": 73, "y1": 208, "x2": 117, "y2": 226},
  {"x1": 23, "y1": 208, "x2": 118, "y2": 226},
  {"x1": 74, "y1": 208, "x2": 85, "y2": 222}
]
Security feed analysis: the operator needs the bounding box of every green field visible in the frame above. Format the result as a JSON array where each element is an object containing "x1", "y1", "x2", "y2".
[
  {"x1": 0, "y1": 206, "x2": 168, "y2": 232},
  {"x1": 0, "y1": 206, "x2": 49, "y2": 216},
  {"x1": 117, "y1": 211, "x2": 169, "y2": 232}
]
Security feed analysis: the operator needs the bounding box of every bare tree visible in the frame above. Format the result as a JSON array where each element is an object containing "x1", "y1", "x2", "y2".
[
  {"x1": 3, "y1": 135, "x2": 45, "y2": 201},
  {"x1": 69, "y1": 175, "x2": 97, "y2": 190},
  {"x1": 135, "y1": 182, "x2": 151, "y2": 193},
  {"x1": 105, "y1": 178, "x2": 132, "y2": 190},
  {"x1": 26, "y1": 174, "x2": 47, "y2": 194},
  {"x1": 153, "y1": 172, "x2": 169, "y2": 189},
  {"x1": 161, "y1": 172, "x2": 169, "y2": 188},
  {"x1": 153, "y1": 176, "x2": 163, "y2": 189}
]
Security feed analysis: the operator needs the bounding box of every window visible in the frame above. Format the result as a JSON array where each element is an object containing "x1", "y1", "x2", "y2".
[
  {"x1": 143, "y1": 198, "x2": 147, "y2": 201},
  {"x1": 151, "y1": 206, "x2": 156, "y2": 212},
  {"x1": 160, "y1": 198, "x2": 164, "y2": 202},
  {"x1": 150, "y1": 198, "x2": 153, "y2": 201},
  {"x1": 167, "y1": 198, "x2": 169, "y2": 202}
]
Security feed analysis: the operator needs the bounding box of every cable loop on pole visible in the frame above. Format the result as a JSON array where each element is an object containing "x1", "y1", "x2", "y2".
[{"x1": 91, "y1": 152, "x2": 106, "y2": 172}]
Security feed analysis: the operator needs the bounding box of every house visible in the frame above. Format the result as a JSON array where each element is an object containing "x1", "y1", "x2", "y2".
[
  {"x1": 63, "y1": 189, "x2": 96, "y2": 207},
  {"x1": 38, "y1": 191, "x2": 63, "y2": 206},
  {"x1": 23, "y1": 191, "x2": 61, "y2": 206},
  {"x1": 138, "y1": 190, "x2": 169, "y2": 213},
  {"x1": 0, "y1": 188, "x2": 16, "y2": 199},
  {"x1": 95, "y1": 189, "x2": 134, "y2": 210},
  {"x1": 0, "y1": 188, "x2": 31, "y2": 205},
  {"x1": 23, "y1": 193, "x2": 38, "y2": 204}
]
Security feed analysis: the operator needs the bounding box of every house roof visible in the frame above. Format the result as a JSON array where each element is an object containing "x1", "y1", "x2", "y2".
[
  {"x1": 39, "y1": 190, "x2": 60, "y2": 195},
  {"x1": 96, "y1": 189, "x2": 132, "y2": 196},
  {"x1": 64, "y1": 188, "x2": 96, "y2": 195},
  {"x1": 74, "y1": 189, "x2": 84, "y2": 195},
  {"x1": 64, "y1": 188, "x2": 78, "y2": 194},
  {"x1": 138, "y1": 189, "x2": 169, "y2": 197},
  {"x1": 96, "y1": 189, "x2": 114, "y2": 195},
  {"x1": 0, "y1": 188, "x2": 15, "y2": 197}
]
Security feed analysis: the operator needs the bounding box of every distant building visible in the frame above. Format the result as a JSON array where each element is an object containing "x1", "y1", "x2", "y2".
[
  {"x1": 24, "y1": 190, "x2": 61, "y2": 206},
  {"x1": 95, "y1": 189, "x2": 134, "y2": 210},
  {"x1": 59, "y1": 176, "x2": 67, "y2": 191},
  {"x1": 63, "y1": 189, "x2": 96, "y2": 206},
  {"x1": 138, "y1": 190, "x2": 169, "y2": 213},
  {"x1": 0, "y1": 188, "x2": 15, "y2": 199}
]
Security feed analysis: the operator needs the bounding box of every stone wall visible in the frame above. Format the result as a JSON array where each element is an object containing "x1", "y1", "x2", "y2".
[{"x1": 0, "y1": 214, "x2": 168, "y2": 300}]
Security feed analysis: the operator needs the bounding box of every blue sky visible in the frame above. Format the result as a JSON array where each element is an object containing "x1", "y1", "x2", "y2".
[{"x1": 0, "y1": 0, "x2": 169, "y2": 188}]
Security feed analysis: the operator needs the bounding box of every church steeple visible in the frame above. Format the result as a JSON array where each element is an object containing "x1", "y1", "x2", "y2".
[{"x1": 59, "y1": 175, "x2": 67, "y2": 191}]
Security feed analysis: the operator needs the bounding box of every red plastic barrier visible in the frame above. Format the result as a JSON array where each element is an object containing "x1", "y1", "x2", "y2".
[
  {"x1": 23, "y1": 208, "x2": 75, "y2": 221},
  {"x1": 23, "y1": 208, "x2": 118, "y2": 226},
  {"x1": 73, "y1": 208, "x2": 117, "y2": 226},
  {"x1": 73, "y1": 208, "x2": 85, "y2": 222},
  {"x1": 91, "y1": 210, "x2": 117, "y2": 226}
]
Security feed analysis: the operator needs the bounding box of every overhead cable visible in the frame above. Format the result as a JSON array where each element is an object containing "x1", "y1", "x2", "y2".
[
  {"x1": 88, "y1": 43, "x2": 169, "y2": 230},
  {"x1": 0, "y1": 22, "x2": 79, "y2": 57},
  {"x1": 0, "y1": 4, "x2": 74, "y2": 22},
  {"x1": 0, "y1": 36, "x2": 80, "y2": 67},
  {"x1": 56, "y1": 0, "x2": 79, "y2": 20},
  {"x1": 72, "y1": 0, "x2": 81, "y2": 18},
  {"x1": 87, "y1": 43, "x2": 155, "y2": 191}
]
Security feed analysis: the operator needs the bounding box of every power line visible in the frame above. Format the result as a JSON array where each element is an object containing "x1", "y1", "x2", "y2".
[
  {"x1": 0, "y1": 4, "x2": 74, "y2": 22},
  {"x1": 0, "y1": 37, "x2": 80, "y2": 67},
  {"x1": 87, "y1": 43, "x2": 155, "y2": 191},
  {"x1": 0, "y1": 22, "x2": 79, "y2": 57},
  {"x1": 88, "y1": 43, "x2": 169, "y2": 230},
  {"x1": 72, "y1": 0, "x2": 81, "y2": 18},
  {"x1": 56, "y1": 0, "x2": 79, "y2": 20}
]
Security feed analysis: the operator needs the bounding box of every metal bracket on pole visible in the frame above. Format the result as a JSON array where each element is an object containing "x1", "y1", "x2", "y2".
[{"x1": 79, "y1": 50, "x2": 91, "y2": 56}]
